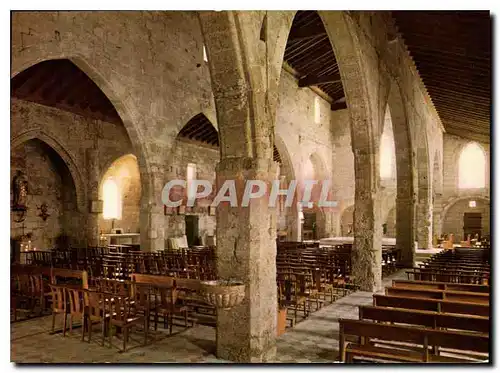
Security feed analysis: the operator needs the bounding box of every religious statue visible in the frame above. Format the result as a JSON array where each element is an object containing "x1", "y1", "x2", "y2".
[{"x1": 12, "y1": 171, "x2": 28, "y2": 209}]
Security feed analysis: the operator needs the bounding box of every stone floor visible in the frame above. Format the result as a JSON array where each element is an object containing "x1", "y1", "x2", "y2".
[{"x1": 11, "y1": 270, "x2": 407, "y2": 364}]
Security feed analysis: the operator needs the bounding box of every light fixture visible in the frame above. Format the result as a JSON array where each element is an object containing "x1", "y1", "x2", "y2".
[{"x1": 469, "y1": 200, "x2": 477, "y2": 208}]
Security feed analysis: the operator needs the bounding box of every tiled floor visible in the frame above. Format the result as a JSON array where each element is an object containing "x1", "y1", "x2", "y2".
[{"x1": 11, "y1": 270, "x2": 407, "y2": 364}]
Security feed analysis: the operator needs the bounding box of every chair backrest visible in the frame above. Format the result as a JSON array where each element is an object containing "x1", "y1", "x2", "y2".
[
  {"x1": 67, "y1": 288, "x2": 84, "y2": 315},
  {"x1": 83, "y1": 290, "x2": 105, "y2": 319},
  {"x1": 158, "y1": 286, "x2": 178, "y2": 309},
  {"x1": 49, "y1": 284, "x2": 66, "y2": 312}
]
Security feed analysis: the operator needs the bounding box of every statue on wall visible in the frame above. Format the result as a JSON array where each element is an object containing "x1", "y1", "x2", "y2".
[{"x1": 12, "y1": 171, "x2": 28, "y2": 209}]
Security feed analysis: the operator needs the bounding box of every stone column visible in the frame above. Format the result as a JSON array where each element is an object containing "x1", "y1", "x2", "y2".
[
  {"x1": 351, "y1": 149, "x2": 383, "y2": 292},
  {"x1": 140, "y1": 163, "x2": 165, "y2": 252},
  {"x1": 432, "y1": 197, "x2": 443, "y2": 240},
  {"x1": 163, "y1": 170, "x2": 186, "y2": 242},
  {"x1": 215, "y1": 157, "x2": 278, "y2": 362},
  {"x1": 416, "y1": 194, "x2": 432, "y2": 249},
  {"x1": 286, "y1": 202, "x2": 301, "y2": 241},
  {"x1": 86, "y1": 148, "x2": 101, "y2": 247}
]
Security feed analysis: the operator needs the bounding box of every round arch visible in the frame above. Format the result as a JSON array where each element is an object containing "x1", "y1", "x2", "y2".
[
  {"x1": 11, "y1": 130, "x2": 85, "y2": 212},
  {"x1": 441, "y1": 195, "x2": 490, "y2": 225},
  {"x1": 274, "y1": 134, "x2": 296, "y2": 181},
  {"x1": 440, "y1": 196, "x2": 490, "y2": 241}
]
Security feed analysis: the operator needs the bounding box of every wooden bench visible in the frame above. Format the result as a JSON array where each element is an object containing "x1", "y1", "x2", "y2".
[
  {"x1": 373, "y1": 294, "x2": 489, "y2": 317},
  {"x1": 406, "y1": 269, "x2": 489, "y2": 284},
  {"x1": 385, "y1": 286, "x2": 489, "y2": 304},
  {"x1": 392, "y1": 279, "x2": 490, "y2": 293},
  {"x1": 359, "y1": 305, "x2": 489, "y2": 334},
  {"x1": 339, "y1": 319, "x2": 489, "y2": 363}
]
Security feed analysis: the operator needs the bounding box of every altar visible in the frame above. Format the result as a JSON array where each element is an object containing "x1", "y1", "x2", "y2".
[{"x1": 101, "y1": 233, "x2": 140, "y2": 246}]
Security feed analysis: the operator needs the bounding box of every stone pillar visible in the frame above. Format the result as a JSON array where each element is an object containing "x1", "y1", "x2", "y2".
[
  {"x1": 140, "y1": 163, "x2": 165, "y2": 252},
  {"x1": 86, "y1": 148, "x2": 101, "y2": 247},
  {"x1": 286, "y1": 202, "x2": 301, "y2": 241},
  {"x1": 396, "y1": 196, "x2": 416, "y2": 266},
  {"x1": 432, "y1": 194, "x2": 443, "y2": 241},
  {"x1": 351, "y1": 150, "x2": 383, "y2": 292},
  {"x1": 416, "y1": 195, "x2": 432, "y2": 249},
  {"x1": 215, "y1": 157, "x2": 278, "y2": 362}
]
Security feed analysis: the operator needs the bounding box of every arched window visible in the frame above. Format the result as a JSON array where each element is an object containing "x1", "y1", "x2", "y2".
[
  {"x1": 459, "y1": 142, "x2": 486, "y2": 189},
  {"x1": 380, "y1": 127, "x2": 395, "y2": 179},
  {"x1": 314, "y1": 96, "x2": 321, "y2": 124},
  {"x1": 102, "y1": 178, "x2": 122, "y2": 220}
]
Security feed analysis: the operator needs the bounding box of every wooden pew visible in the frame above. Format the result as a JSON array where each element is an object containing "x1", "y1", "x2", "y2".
[
  {"x1": 359, "y1": 305, "x2": 489, "y2": 334},
  {"x1": 339, "y1": 318, "x2": 489, "y2": 363},
  {"x1": 392, "y1": 279, "x2": 490, "y2": 293},
  {"x1": 385, "y1": 287, "x2": 489, "y2": 304},
  {"x1": 373, "y1": 294, "x2": 489, "y2": 317},
  {"x1": 406, "y1": 269, "x2": 489, "y2": 284}
]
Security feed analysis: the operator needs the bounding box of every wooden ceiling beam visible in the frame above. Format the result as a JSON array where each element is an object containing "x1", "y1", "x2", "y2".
[
  {"x1": 299, "y1": 73, "x2": 342, "y2": 88},
  {"x1": 445, "y1": 128, "x2": 490, "y2": 143},
  {"x1": 288, "y1": 24, "x2": 327, "y2": 42},
  {"x1": 428, "y1": 87, "x2": 491, "y2": 104},
  {"x1": 424, "y1": 79, "x2": 491, "y2": 96},
  {"x1": 192, "y1": 124, "x2": 217, "y2": 140},
  {"x1": 441, "y1": 117, "x2": 489, "y2": 132}
]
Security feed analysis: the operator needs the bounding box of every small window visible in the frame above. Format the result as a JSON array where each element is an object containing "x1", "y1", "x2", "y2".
[
  {"x1": 203, "y1": 45, "x2": 208, "y2": 62},
  {"x1": 458, "y1": 142, "x2": 486, "y2": 189},
  {"x1": 187, "y1": 163, "x2": 197, "y2": 199},
  {"x1": 314, "y1": 96, "x2": 321, "y2": 124},
  {"x1": 102, "y1": 178, "x2": 121, "y2": 220}
]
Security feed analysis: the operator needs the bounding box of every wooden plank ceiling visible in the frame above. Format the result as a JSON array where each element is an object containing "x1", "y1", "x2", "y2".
[
  {"x1": 11, "y1": 59, "x2": 122, "y2": 125},
  {"x1": 392, "y1": 11, "x2": 491, "y2": 143},
  {"x1": 177, "y1": 113, "x2": 282, "y2": 164},
  {"x1": 284, "y1": 11, "x2": 346, "y2": 110}
]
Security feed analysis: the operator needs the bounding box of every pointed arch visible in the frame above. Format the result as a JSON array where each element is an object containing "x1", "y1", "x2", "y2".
[
  {"x1": 11, "y1": 55, "x2": 154, "y2": 208},
  {"x1": 11, "y1": 130, "x2": 85, "y2": 212}
]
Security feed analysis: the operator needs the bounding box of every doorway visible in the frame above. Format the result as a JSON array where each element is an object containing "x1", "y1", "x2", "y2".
[
  {"x1": 463, "y1": 212, "x2": 482, "y2": 240},
  {"x1": 185, "y1": 215, "x2": 199, "y2": 247}
]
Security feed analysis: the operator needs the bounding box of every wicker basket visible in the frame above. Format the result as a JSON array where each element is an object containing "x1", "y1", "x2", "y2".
[{"x1": 200, "y1": 280, "x2": 246, "y2": 309}]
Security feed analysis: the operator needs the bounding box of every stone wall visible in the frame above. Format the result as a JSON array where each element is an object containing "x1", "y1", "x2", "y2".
[
  {"x1": 439, "y1": 134, "x2": 490, "y2": 241},
  {"x1": 164, "y1": 139, "x2": 219, "y2": 241}
]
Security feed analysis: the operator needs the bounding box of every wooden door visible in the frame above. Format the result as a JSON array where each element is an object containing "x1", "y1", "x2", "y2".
[{"x1": 463, "y1": 213, "x2": 482, "y2": 239}]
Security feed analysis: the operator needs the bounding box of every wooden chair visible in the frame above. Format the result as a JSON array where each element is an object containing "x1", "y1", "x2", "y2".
[
  {"x1": 49, "y1": 284, "x2": 67, "y2": 336},
  {"x1": 108, "y1": 292, "x2": 147, "y2": 352},
  {"x1": 82, "y1": 290, "x2": 109, "y2": 346},
  {"x1": 154, "y1": 286, "x2": 189, "y2": 335},
  {"x1": 66, "y1": 288, "x2": 85, "y2": 340}
]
